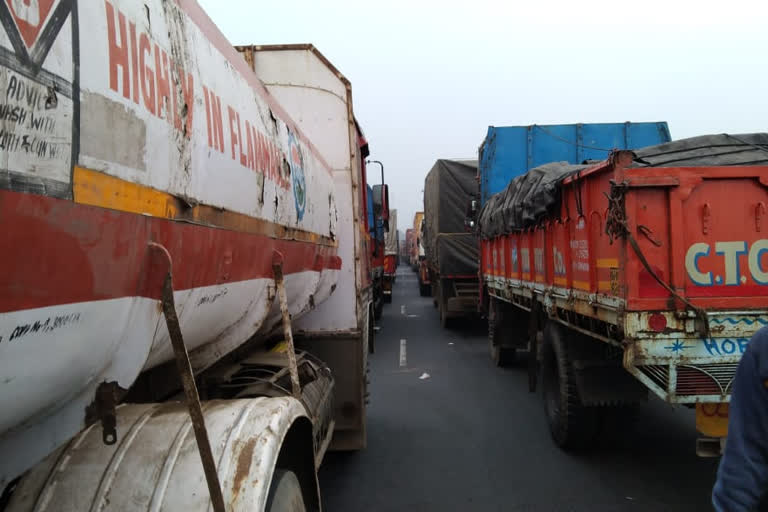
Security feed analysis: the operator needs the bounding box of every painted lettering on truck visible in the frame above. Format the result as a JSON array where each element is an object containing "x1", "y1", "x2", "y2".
[{"x1": 685, "y1": 240, "x2": 768, "y2": 286}]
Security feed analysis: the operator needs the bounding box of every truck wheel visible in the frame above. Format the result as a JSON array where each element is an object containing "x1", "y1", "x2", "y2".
[
  {"x1": 541, "y1": 322, "x2": 599, "y2": 450},
  {"x1": 488, "y1": 298, "x2": 515, "y2": 367},
  {"x1": 374, "y1": 298, "x2": 383, "y2": 320},
  {"x1": 266, "y1": 469, "x2": 306, "y2": 512},
  {"x1": 419, "y1": 282, "x2": 431, "y2": 297},
  {"x1": 384, "y1": 293, "x2": 392, "y2": 304},
  {"x1": 439, "y1": 301, "x2": 452, "y2": 329}
]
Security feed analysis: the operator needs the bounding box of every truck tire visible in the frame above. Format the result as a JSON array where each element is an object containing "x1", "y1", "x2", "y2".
[
  {"x1": 419, "y1": 281, "x2": 431, "y2": 297},
  {"x1": 439, "y1": 305, "x2": 450, "y2": 328},
  {"x1": 266, "y1": 469, "x2": 306, "y2": 512},
  {"x1": 373, "y1": 297, "x2": 383, "y2": 321},
  {"x1": 384, "y1": 293, "x2": 392, "y2": 304},
  {"x1": 541, "y1": 322, "x2": 599, "y2": 450},
  {"x1": 488, "y1": 297, "x2": 516, "y2": 367}
]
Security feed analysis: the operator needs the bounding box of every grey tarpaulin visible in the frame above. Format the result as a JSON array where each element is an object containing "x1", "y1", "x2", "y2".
[
  {"x1": 478, "y1": 133, "x2": 768, "y2": 239},
  {"x1": 423, "y1": 159, "x2": 479, "y2": 275},
  {"x1": 478, "y1": 162, "x2": 587, "y2": 239}
]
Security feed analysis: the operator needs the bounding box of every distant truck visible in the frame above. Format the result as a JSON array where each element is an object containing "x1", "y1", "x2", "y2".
[
  {"x1": 478, "y1": 134, "x2": 768, "y2": 455},
  {"x1": 423, "y1": 160, "x2": 479, "y2": 326},
  {"x1": 410, "y1": 211, "x2": 425, "y2": 271},
  {"x1": 383, "y1": 209, "x2": 399, "y2": 302},
  {"x1": 476, "y1": 122, "x2": 672, "y2": 208},
  {"x1": 403, "y1": 229, "x2": 414, "y2": 266},
  {"x1": 367, "y1": 183, "x2": 390, "y2": 319}
]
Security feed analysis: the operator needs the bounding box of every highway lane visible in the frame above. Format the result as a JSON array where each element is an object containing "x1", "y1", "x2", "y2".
[{"x1": 320, "y1": 266, "x2": 719, "y2": 511}]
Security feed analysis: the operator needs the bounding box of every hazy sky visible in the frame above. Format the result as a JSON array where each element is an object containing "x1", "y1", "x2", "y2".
[{"x1": 198, "y1": 0, "x2": 768, "y2": 230}]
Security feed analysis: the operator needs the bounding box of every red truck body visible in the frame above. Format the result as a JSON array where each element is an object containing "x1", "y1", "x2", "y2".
[{"x1": 481, "y1": 149, "x2": 768, "y2": 452}]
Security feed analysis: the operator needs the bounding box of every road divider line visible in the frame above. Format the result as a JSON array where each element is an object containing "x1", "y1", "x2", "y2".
[{"x1": 399, "y1": 339, "x2": 407, "y2": 367}]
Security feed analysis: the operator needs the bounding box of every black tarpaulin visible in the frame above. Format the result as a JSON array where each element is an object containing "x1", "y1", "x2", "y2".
[
  {"x1": 478, "y1": 162, "x2": 586, "y2": 239},
  {"x1": 631, "y1": 133, "x2": 768, "y2": 167},
  {"x1": 478, "y1": 133, "x2": 768, "y2": 239},
  {"x1": 423, "y1": 159, "x2": 478, "y2": 275}
]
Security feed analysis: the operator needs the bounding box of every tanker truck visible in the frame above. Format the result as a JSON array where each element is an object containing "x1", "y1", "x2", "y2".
[{"x1": 0, "y1": 1, "x2": 379, "y2": 509}]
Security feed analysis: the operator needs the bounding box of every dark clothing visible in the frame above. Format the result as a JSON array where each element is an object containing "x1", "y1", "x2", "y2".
[{"x1": 713, "y1": 326, "x2": 768, "y2": 511}]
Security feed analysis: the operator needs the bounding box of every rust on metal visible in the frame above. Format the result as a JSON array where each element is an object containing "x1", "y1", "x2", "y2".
[
  {"x1": 231, "y1": 437, "x2": 257, "y2": 503},
  {"x1": 272, "y1": 250, "x2": 302, "y2": 398},
  {"x1": 149, "y1": 242, "x2": 226, "y2": 512},
  {"x1": 83, "y1": 381, "x2": 124, "y2": 445}
]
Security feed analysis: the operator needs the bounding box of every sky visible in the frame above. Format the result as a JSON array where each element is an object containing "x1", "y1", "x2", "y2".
[{"x1": 198, "y1": 0, "x2": 768, "y2": 232}]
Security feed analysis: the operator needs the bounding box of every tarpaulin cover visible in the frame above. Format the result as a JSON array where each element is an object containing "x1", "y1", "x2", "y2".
[
  {"x1": 479, "y1": 133, "x2": 768, "y2": 239},
  {"x1": 435, "y1": 234, "x2": 479, "y2": 276},
  {"x1": 423, "y1": 159, "x2": 478, "y2": 275},
  {"x1": 478, "y1": 162, "x2": 587, "y2": 239},
  {"x1": 385, "y1": 209, "x2": 398, "y2": 255}
]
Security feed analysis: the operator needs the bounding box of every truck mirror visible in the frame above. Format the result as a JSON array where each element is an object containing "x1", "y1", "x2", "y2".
[{"x1": 372, "y1": 184, "x2": 390, "y2": 225}]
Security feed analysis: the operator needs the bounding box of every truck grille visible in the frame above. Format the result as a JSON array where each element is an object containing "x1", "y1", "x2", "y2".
[
  {"x1": 637, "y1": 363, "x2": 739, "y2": 398},
  {"x1": 676, "y1": 363, "x2": 739, "y2": 396}
]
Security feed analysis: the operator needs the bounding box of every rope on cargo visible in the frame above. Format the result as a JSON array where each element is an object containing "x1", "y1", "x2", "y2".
[{"x1": 603, "y1": 181, "x2": 711, "y2": 339}]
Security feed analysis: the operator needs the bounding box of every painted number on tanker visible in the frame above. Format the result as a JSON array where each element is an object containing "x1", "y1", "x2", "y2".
[{"x1": 686, "y1": 240, "x2": 768, "y2": 286}]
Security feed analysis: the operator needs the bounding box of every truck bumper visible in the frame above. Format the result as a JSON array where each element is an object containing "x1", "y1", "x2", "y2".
[{"x1": 624, "y1": 311, "x2": 767, "y2": 404}]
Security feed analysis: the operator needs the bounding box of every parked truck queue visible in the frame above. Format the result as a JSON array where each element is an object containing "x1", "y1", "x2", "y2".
[
  {"x1": 1, "y1": 0, "x2": 765, "y2": 509},
  {"x1": 416, "y1": 125, "x2": 768, "y2": 460}
]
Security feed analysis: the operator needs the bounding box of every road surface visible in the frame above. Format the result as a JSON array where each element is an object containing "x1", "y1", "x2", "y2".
[{"x1": 320, "y1": 266, "x2": 719, "y2": 511}]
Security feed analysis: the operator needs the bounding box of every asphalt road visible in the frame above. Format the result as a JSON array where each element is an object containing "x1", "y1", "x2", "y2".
[{"x1": 319, "y1": 266, "x2": 719, "y2": 511}]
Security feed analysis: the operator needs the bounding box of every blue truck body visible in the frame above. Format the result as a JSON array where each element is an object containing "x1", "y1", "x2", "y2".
[{"x1": 478, "y1": 122, "x2": 672, "y2": 206}]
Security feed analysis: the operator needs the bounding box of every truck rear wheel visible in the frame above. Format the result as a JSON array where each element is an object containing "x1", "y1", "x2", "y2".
[
  {"x1": 488, "y1": 297, "x2": 516, "y2": 367},
  {"x1": 419, "y1": 281, "x2": 431, "y2": 297},
  {"x1": 266, "y1": 469, "x2": 306, "y2": 512},
  {"x1": 541, "y1": 322, "x2": 599, "y2": 450},
  {"x1": 439, "y1": 302, "x2": 449, "y2": 328}
]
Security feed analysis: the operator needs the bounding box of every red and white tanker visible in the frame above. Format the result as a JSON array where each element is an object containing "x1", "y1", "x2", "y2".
[{"x1": 0, "y1": 1, "x2": 376, "y2": 509}]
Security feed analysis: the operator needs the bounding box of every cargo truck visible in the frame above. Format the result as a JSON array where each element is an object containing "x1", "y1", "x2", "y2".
[
  {"x1": 423, "y1": 160, "x2": 479, "y2": 326},
  {"x1": 0, "y1": 1, "x2": 377, "y2": 508},
  {"x1": 417, "y1": 217, "x2": 431, "y2": 297},
  {"x1": 410, "y1": 211, "x2": 425, "y2": 271},
  {"x1": 383, "y1": 210, "x2": 398, "y2": 303},
  {"x1": 475, "y1": 122, "x2": 672, "y2": 355},
  {"x1": 476, "y1": 122, "x2": 671, "y2": 207},
  {"x1": 367, "y1": 182, "x2": 389, "y2": 318},
  {"x1": 403, "y1": 228, "x2": 414, "y2": 266},
  {"x1": 478, "y1": 134, "x2": 768, "y2": 455}
]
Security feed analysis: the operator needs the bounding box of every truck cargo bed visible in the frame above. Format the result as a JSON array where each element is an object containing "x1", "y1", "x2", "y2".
[{"x1": 481, "y1": 134, "x2": 768, "y2": 405}]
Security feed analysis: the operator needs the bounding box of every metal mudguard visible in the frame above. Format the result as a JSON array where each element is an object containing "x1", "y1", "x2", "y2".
[{"x1": 5, "y1": 398, "x2": 317, "y2": 512}]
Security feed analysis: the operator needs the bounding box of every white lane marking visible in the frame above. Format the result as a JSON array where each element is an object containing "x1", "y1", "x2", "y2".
[
  {"x1": 407, "y1": 314, "x2": 419, "y2": 318},
  {"x1": 419, "y1": 372, "x2": 431, "y2": 380},
  {"x1": 448, "y1": 342, "x2": 454, "y2": 346},
  {"x1": 399, "y1": 339, "x2": 407, "y2": 367},
  {"x1": 400, "y1": 305, "x2": 406, "y2": 315}
]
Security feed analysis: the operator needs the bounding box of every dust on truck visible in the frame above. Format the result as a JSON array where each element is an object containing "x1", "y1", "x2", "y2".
[
  {"x1": 423, "y1": 159, "x2": 480, "y2": 326},
  {"x1": 0, "y1": 0, "x2": 374, "y2": 508},
  {"x1": 479, "y1": 134, "x2": 768, "y2": 454}
]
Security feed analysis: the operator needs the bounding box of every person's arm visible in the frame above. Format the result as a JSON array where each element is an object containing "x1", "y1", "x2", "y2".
[{"x1": 713, "y1": 327, "x2": 768, "y2": 511}]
